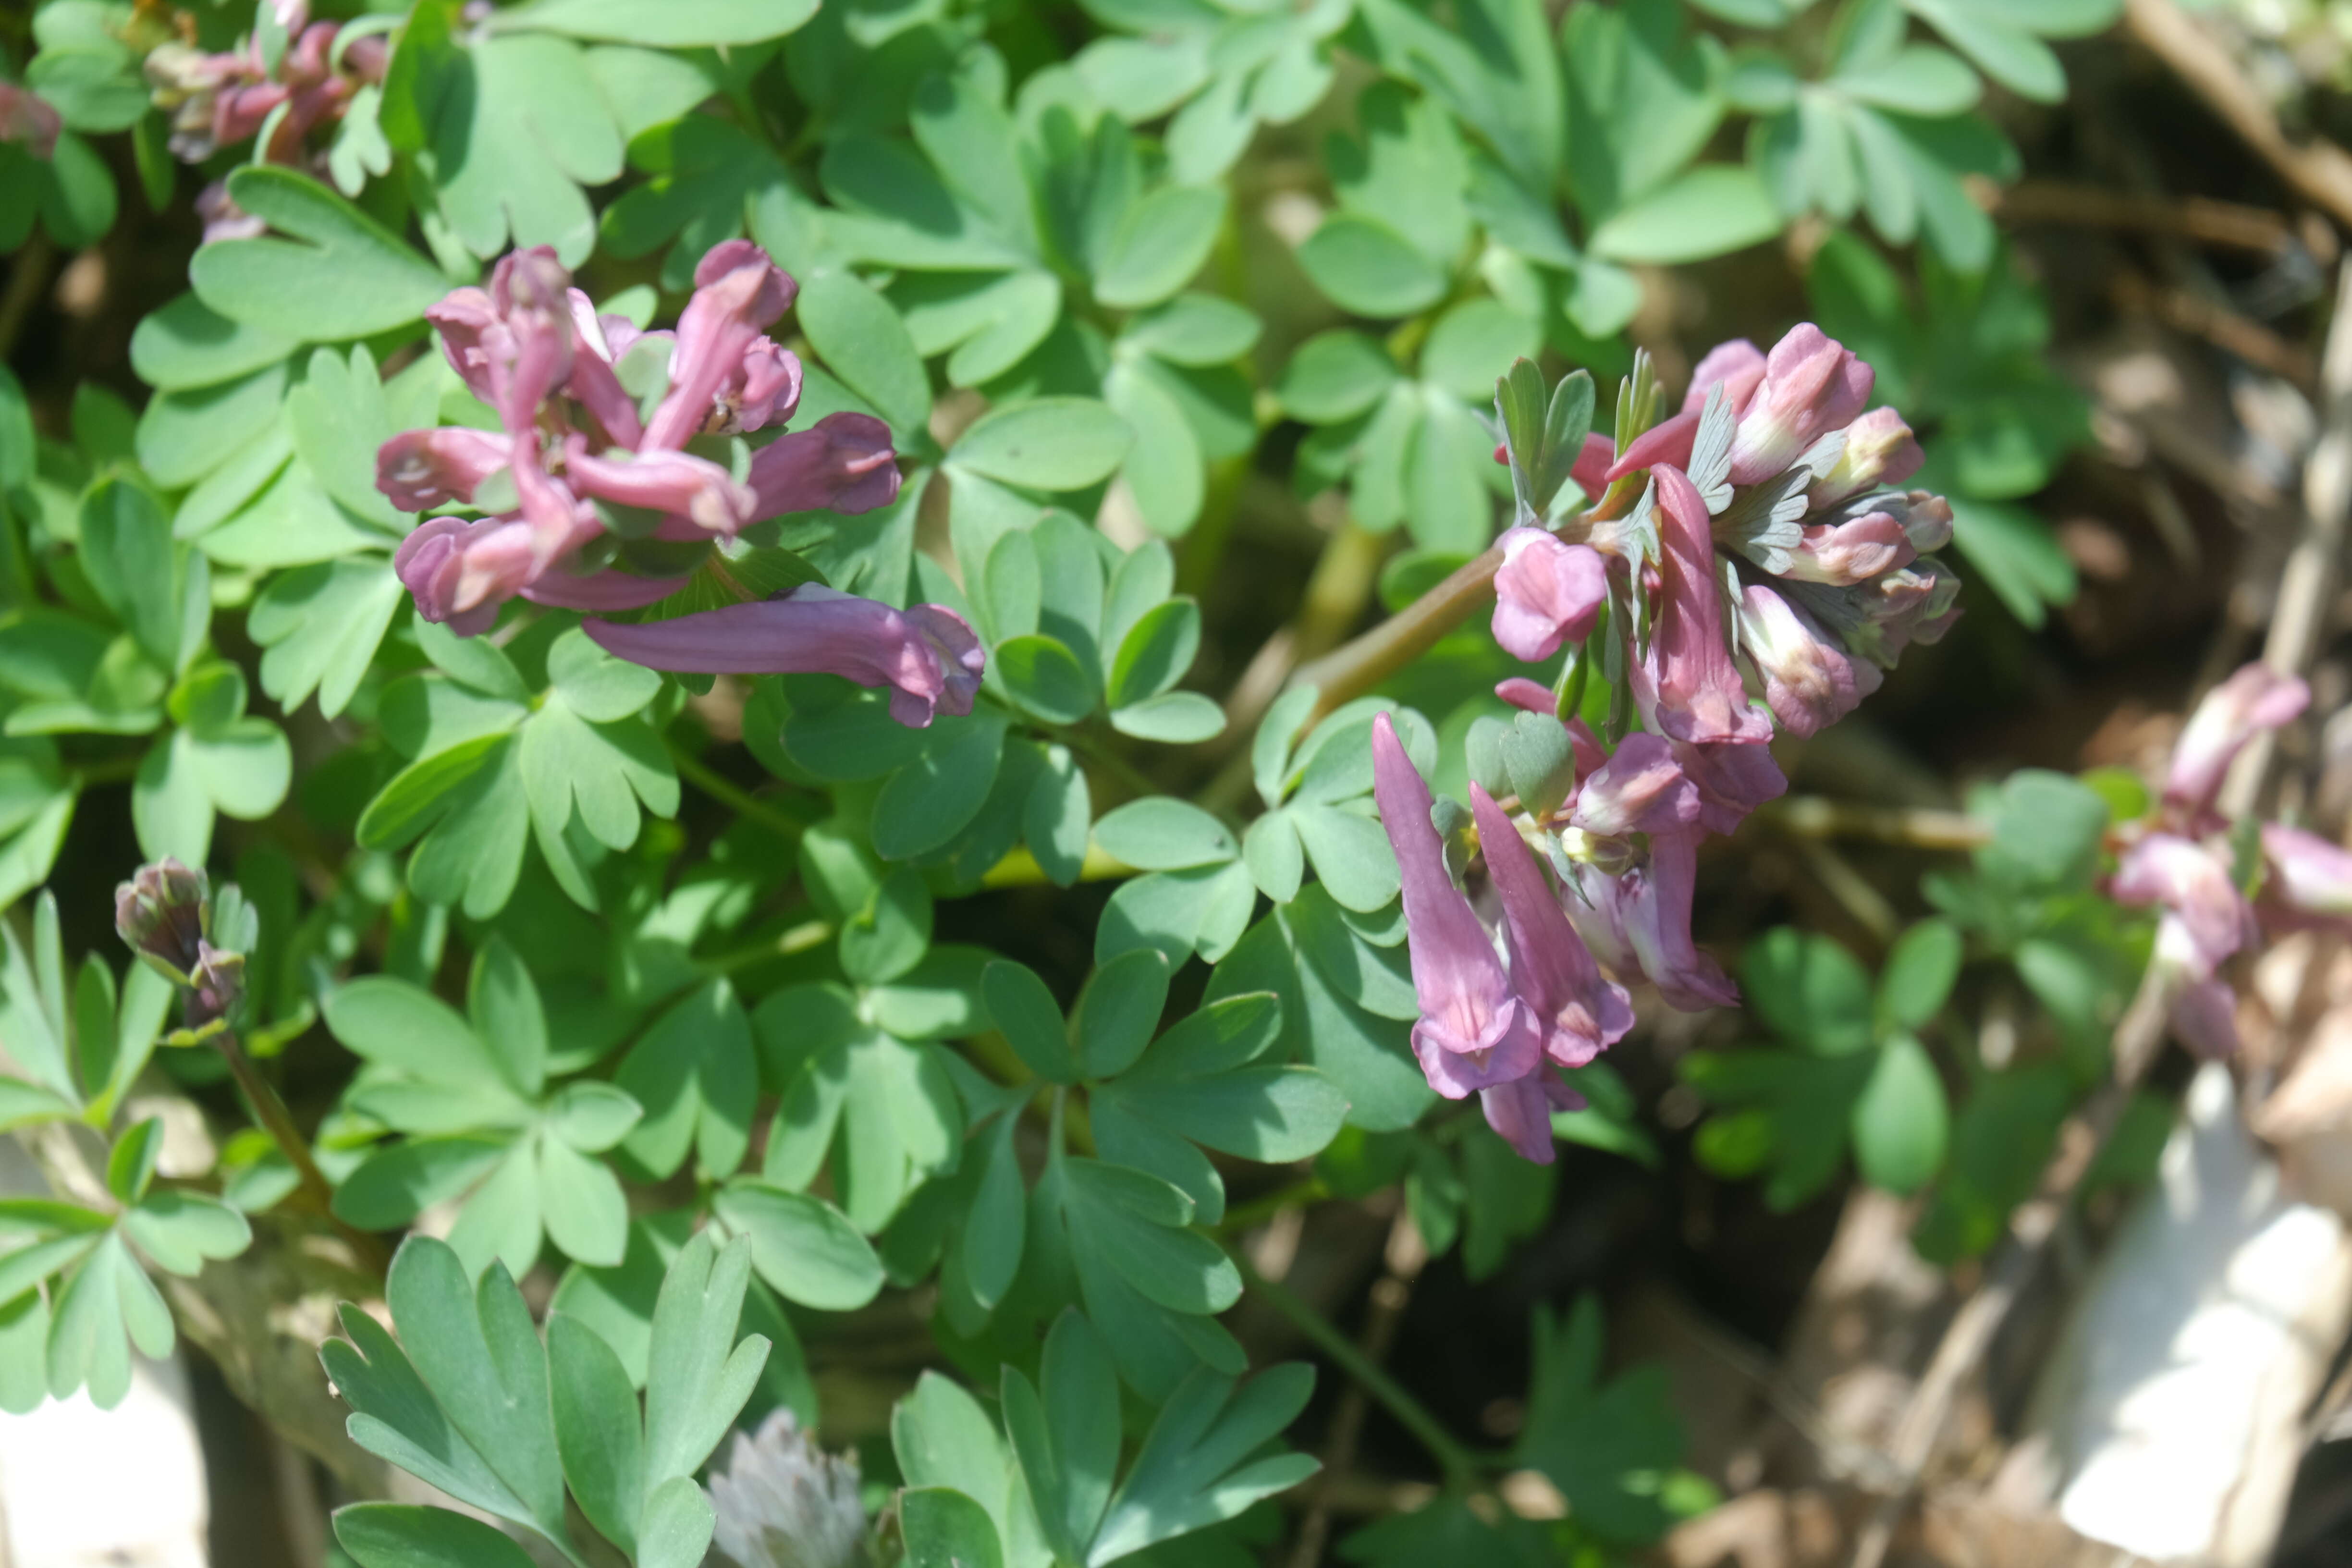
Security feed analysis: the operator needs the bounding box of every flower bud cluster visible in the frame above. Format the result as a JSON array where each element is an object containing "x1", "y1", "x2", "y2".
[{"x1": 379, "y1": 242, "x2": 981, "y2": 728}]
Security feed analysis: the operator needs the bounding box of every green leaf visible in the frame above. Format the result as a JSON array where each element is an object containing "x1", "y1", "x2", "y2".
[
  {"x1": 380, "y1": 1237, "x2": 568, "y2": 1540},
  {"x1": 1096, "y1": 186, "x2": 1227, "y2": 308},
  {"x1": 333, "y1": 1503, "x2": 541, "y2": 1568},
  {"x1": 798, "y1": 269, "x2": 932, "y2": 441},
  {"x1": 904, "y1": 1487, "x2": 1006, "y2": 1568},
  {"x1": 188, "y1": 167, "x2": 450, "y2": 340},
  {"x1": 1062, "y1": 1159, "x2": 1237, "y2": 1315},
  {"x1": 538, "y1": 1136, "x2": 629, "y2": 1267},
  {"x1": 982, "y1": 960, "x2": 1080, "y2": 1085},
  {"x1": 714, "y1": 1180, "x2": 885, "y2": 1311},
  {"x1": 616, "y1": 981, "x2": 758, "y2": 1182},
  {"x1": 1074, "y1": 949, "x2": 1172, "y2": 1080},
  {"x1": 1589, "y1": 166, "x2": 1783, "y2": 263},
  {"x1": 1111, "y1": 693, "x2": 1225, "y2": 744},
  {"x1": 1878, "y1": 919, "x2": 1962, "y2": 1034},
  {"x1": 79, "y1": 478, "x2": 189, "y2": 672},
  {"x1": 327, "y1": 977, "x2": 514, "y2": 1094},
  {"x1": 1091, "y1": 1365, "x2": 1318, "y2": 1564},
  {"x1": 1004, "y1": 1310, "x2": 1119, "y2": 1564},
  {"x1": 996, "y1": 634, "x2": 1099, "y2": 725},
  {"x1": 1295, "y1": 213, "x2": 1446, "y2": 318},
  {"x1": 1420, "y1": 301, "x2": 1542, "y2": 404},
  {"x1": 1511, "y1": 1296, "x2": 1684, "y2": 1544},
  {"x1": 494, "y1": 0, "x2": 816, "y2": 44},
  {"x1": 1851, "y1": 1033, "x2": 1949, "y2": 1195},
  {"x1": 643, "y1": 1231, "x2": 770, "y2": 1488},
  {"x1": 871, "y1": 717, "x2": 1009, "y2": 861},
  {"x1": 546, "y1": 1083, "x2": 644, "y2": 1153},
  {"x1": 1947, "y1": 496, "x2": 2074, "y2": 628},
  {"x1": 952, "y1": 399, "x2": 1134, "y2": 491},
  {"x1": 1105, "y1": 599, "x2": 1201, "y2": 710},
  {"x1": 1740, "y1": 929, "x2": 1874, "y2": 1054},
  {"x1": 1093, "y1": 798, "x2": 1235, "y2": 871},
  {"x1": 1981, "y1": 769, "x2": 2108, "y2": 889},
  {"x1": 548, "y1": 1312, "x2": 645, "y2": 1558},
  {"x1": 1274, "y1": 331, "x2": 1396, "y2": 425},
  {"x1": 249, "y1": 557, "x2": 404, "y2": 720},
  {"x1": 638, "y1": 1477, "x2": 717, "y2": 1568},
  {"x1": 1122, "y1": 295, "x2": 1261, "y2": 367},
  {"x1": 1907, "y1": 0, "x2": 2063, "y2": 101}
]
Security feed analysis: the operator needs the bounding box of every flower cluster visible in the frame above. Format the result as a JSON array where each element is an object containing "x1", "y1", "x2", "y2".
[
  {"x1": 704, "y1": 1409, "x2": 872, "y2": 1568},
  {"x1": 1377, "y1": 326, "x2": 1964, "y2": 1160},
  {"x1": 114, "y1": 858, "x2": 244, "y2": 1034},
  {"x1": 146, "y1": 2, "x2": 383, "y2": 166},
  {"x1": 2107, "y1": 662, "x2": 2352, "y2": 1056},
  {"x1": 376, "y1": 241, "x2": 983, "y2": 728}
]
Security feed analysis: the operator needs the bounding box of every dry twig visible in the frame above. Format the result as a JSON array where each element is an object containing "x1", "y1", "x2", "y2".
[{"x1": 2124, "y1": 0, "x2": 2352, "y2": 234}]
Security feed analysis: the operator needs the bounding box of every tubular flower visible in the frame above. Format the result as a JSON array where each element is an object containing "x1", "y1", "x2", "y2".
[
  {"x1": 584, "y1": 587, "x2": 983, "y2": 731},
  {"x1": 2165, "y1": 662, "x2": 2310, "y2": 824},
  {"x1": 1640, "y1": 465, "x2": 1775, "y2": 747},
  {"x1": 375, "y1": 244, "x2": 941, "y2": 715},
  {"x1": 145, "y1": 10, "x2": 384, "y2": 167},
  {"x1": 1372, "y1": 715, "x2": 1643, "y2": 1163},
  {"x1": 1371, "y1": 715, "x2": 1542, "y2": 1099},
  {"x1": 2104, "y1": 662, "x2": 2318, "y2": 1058},
  {"x1": 1733, "y1": 583, "x2": 1879, "y2": 739}
]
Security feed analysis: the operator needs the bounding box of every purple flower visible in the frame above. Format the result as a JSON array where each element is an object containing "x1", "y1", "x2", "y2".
[
  {"x1": 584, "y1": 586, "x2": 983, "y2": 729},
  {"x1": 1479, "y1": 1073, "x2": 1588, "y2": 1165},
  {"x1": 1670, "y1": 736, "x2": 1787, "y2": 836},
  {"x1": 1492, "y1": 527, "x2": 1608, "y2": 663},
  {"x1": 377, "y1": 427, "x2": 506, "y2": 512},
  {"x1": 2261, "y1": 824, "x2": 2352, "y2": 923},
  {"x1": 377, "y1": 243, "x2": 901, "y2": 644},
  {"x1": 1370, "y1": 714, "x2": 1542, "y2": 1098},
  {"x1": 1640, "y1": 466, "x2": 1774, "y2": 746},
  {"x1": 1734, "y1": 583, "x2": 1879, "y2": 739},
  {"x1": 1471, "y1": 784, "x2": 1634, "y2": 1067},
  {"x1": 1807, "y1": 407, "x2": 1923, "y2": 508},
  {"x1": 563, "y1": 441, "x2": 758, "y2": 537},
  {"x1": 1568, "y1": 733, "x2": 1701, "y2": 838},
  {"x1": 645, "y1": 240, "x2": 798, "y2": 452},
  {"x1": 747, "y1": 414, "x2": 903, "y2": 519},
  {"x1": 2111, "y1": 833, "x2": 2254, "y2": 974},
  {"x1": 2166, "y1": 663, "x2": 2310, "y2": 823},
  {"x1": 1727, "y1": 325, "x2": 1873, "y2": 486},
  {"x1": 394, "y1": 516, "x2": 514, "y2": 637},
  {"x1": 1568, "y1": 830, "x2": 1740, "y2": 1012}
]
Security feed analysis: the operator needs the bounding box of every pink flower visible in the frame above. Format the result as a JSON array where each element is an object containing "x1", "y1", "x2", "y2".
[
  {"x1": 584, "y1": 586, "x2": 983, "y2": 729},
  {"x1": 1683, "y1": 339, "x2": 1769, "y2": 417},
  {"x1": 1471, "y1": 784, "x2": 1635, "y2": 1069},
  {"x1": 1670, "y1": 736, "x2": 1787, "y2": 836},
  {"x1": 1370, "y1": 715, "x2": 1542, "y2": 1098},
  {"x1": 376, "y1": 427, "x2": 506, "y2": 512},
  {"x1": 747, "y1": 414, "x2": 903, "y2": 519},
  {"x1": 1807, "y1": 407, "x2": 1923, "y2": 508},
  {"x1": 1492, "y1": 527, "x2": 1608, "y2": 663},
  {"x1": 1727, "y1": 325, "x2": 1873, "y2": 486},
  {"x1": 1566, "y1": 830, "x2": 1739, "y2": 1012},
  {"x1": 377, "y1": 243, "x2": 904, "y2": 675},
  {"x1": 2166, "y1": 663, "x2": 2310, "y2": 822},
  {"x1": 2262, "y1": 824, "x2": 2352, "y2": 923},
  {"x1": 1734, "y1": 583, "x2": 1880, "y2": 739},
  {"x1": 1782, "y1": 511, "x2": 1916, "y2": 586},
  {"x1": 1639, "y1": 466, "x2": 1774, "y2": 747},
  {"x1": 1479, "y1": 1073, "x2": 1588, "y2": 1165},
  {"x1": 645, "y1": 241, "x2": 798, "y2": 452},
  {"x1": 1568, "y1": 734, "x2": 1701, "y2": 838}
]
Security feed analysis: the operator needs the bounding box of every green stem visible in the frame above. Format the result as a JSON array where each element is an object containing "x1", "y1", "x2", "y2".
[
  {"x1": 669, "y1": 745, "x2": 812, "y2": 843},
  {"x1": 1234, "y1": 1250, "x2": 1484, "y2": 1486},
  {"x1": 214, "y1": 1029, "x2": 389, "y2": 1283}
]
